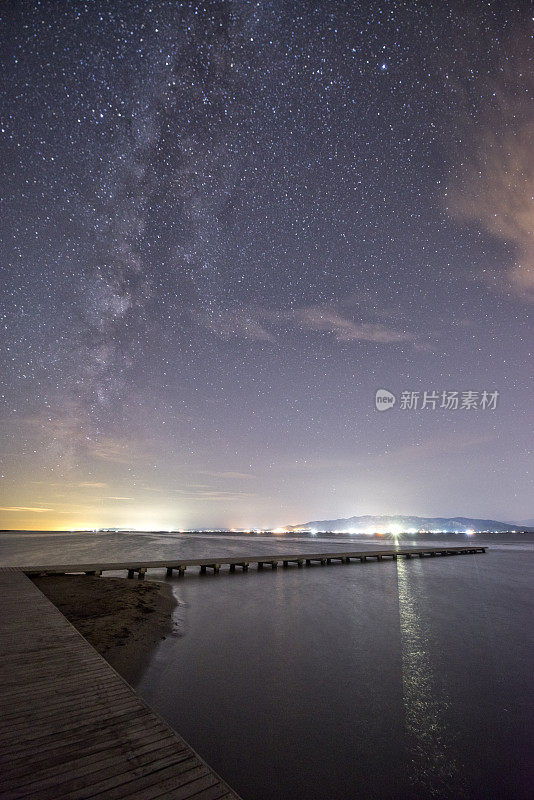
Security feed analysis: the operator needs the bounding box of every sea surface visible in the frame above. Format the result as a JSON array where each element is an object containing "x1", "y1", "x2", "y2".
[{"x1": 1, "y1": 531, "x2": 533, "y2": 800}]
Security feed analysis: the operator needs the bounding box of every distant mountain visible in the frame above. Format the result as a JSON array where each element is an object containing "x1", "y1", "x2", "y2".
[{"x1": 285, "y1": 515, "x2": 527, "y2": 533}]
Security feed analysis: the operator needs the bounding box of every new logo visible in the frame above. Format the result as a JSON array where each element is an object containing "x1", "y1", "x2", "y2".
[{"x1": 375, "y1": 389, "x2": 396, "y2": 411}]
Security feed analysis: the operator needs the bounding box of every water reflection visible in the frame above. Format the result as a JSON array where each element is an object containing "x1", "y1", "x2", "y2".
[{"x1": 397, "y1": 557, "x2": 463, "y2": 798}]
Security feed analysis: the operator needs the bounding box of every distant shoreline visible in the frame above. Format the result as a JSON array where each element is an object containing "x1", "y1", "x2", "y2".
[{"x1": 2, "y1": 528, "x2": 533, "y2": 534}]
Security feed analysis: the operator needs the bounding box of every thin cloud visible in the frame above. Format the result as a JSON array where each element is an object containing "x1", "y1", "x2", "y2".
[
  {"x1": 0, "y1": 506, "x2": 53, "y2": 513},
  {"x1": 190, "y1": 309, "x2": 275, "y2": 342},
  {"x1": 172, "y1": 488, "x2": 254, "y2": 501},
  {"x1": 198, "y1": 470, "x2": 255, "y2": 480},
  {"x1": 292, "y1": 307, "x2": 413, "y2": 343},
  {"x1": 193, "y1": 305, "x2": 412, "y2": 344},
  {"x1": 447, "y1": 39, "x2": 534, "y2": 301},
  {"x1": 87, "y1": 437, "x2": 132, "y2": 463}
]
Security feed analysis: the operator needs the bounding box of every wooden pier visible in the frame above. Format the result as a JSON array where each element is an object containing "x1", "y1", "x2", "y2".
[
  {"x1": 19, "y1": 545, "x2": 486, "y2": 580},
  {"x1": 0, "y1": 546, "x2": 485, "y2": 797},
  {"x1": 0, "y1": 567, "x2": 241, "y2": 800}
]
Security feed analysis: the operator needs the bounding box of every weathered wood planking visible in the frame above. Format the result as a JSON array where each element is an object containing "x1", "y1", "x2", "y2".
[
  {"x1": 0, "y1": 568, "x2": 241, "y2": 800},
  {"x1": 17, "y1": 545, "x2": 486, "y2": 578}
]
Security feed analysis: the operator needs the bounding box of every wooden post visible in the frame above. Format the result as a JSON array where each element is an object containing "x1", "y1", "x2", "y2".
[
  {"x1": 297, "y1": 559, "x2": 303, "y2": 567},
  {"x1": 258, "y1": 562, "x2": 264, "y2": 570},
  {"x1": 229, "y1": 564, "x2": 236, "y2": 572},
  {"x1": 242, "y1": 563, "x2": 249, "y2": 571},
  {"x1": 283, "y1": 561, "x2": 288, "y2": 567},
  {"x1": 127, "y1": 569, "x2": 135, "y2": 579},
  {"x1": 178, "y1": 566, "x2": 186, "y2": 576},
  {"x1": 166, "y1": 567, "x2": 173, "y2": 576},
  {"x1": 137, "y1": 568, "x2": 146, "y2": 580},
  {"x1": 200, "y1": 565, "x2": 206, "y2": 574}
]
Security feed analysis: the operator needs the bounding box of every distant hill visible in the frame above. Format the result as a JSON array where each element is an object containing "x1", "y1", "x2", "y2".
[{"x1": 285, "y1": 515, "x2": 527, "y2": 533}]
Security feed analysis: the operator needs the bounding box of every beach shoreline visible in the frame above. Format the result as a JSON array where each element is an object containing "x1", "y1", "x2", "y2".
[{"x1": 32, "y1": 574, "x2": 177, "y2": 685}]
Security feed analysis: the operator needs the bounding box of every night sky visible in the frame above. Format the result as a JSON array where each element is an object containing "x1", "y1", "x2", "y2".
[{"x1": 1, "y1": 1, "x2": 532, "y2": 531}]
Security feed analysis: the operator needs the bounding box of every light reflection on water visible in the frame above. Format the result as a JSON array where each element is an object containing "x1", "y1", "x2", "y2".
[{"x1": 397, "y1": 557, "x2": 461, "y2": 798}]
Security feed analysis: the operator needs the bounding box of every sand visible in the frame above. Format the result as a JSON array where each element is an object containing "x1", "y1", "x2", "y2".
[{"x1": 32, "y1": 574, "x2": 177, "y2": 685}]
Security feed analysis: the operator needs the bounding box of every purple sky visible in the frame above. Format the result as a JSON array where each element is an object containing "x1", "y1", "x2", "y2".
[{"x1": 1, "y1": 1, "x2": 532, "y2": 529}]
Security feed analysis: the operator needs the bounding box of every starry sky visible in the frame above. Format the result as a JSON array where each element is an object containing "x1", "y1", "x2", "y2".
[{"x1": 1, "y1": 1, "x2": 532, "y2": 531}]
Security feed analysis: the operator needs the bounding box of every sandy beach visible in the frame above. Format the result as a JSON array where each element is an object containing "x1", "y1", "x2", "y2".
[{"x1": 32, "y1": 575, "x2": 177, "y2": 684}]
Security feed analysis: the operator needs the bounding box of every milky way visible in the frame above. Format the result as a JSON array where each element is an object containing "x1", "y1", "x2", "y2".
[{"x1": 1, "y1": 2, "x2": 532, "y2": 530}]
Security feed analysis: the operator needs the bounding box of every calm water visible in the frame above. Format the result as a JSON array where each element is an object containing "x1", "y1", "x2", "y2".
[{"x1": 1, "y1": 531, "x2": 533, "y2": 799}]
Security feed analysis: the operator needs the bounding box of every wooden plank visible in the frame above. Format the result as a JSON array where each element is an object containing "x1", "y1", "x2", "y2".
[
  {"x1": 64, "y1": 760, "x2": 208, "y2": 800},
  {"x1": 5, "y1": 746, "x2": 196, "y2": 799},
  {"x1": 2, "y1": 729, "x2": 180, "y2": 780},
  {"x1": 0, "y1": 695, "x2": 143, "y2": 738},
  {"x1": 0, "y1": 663, "x2": 118, "y2": 696},
  {"x1": 1, "y1": 684, "x2": 134, "y2": 723},
  {"x1": 0, "y1": 570, "x2": 241, "y2": 800},
  {"x1": 94, "y1": 765, "x2": 215, "y2": 800},
  {"x1": 0, "y1": 706, "x2": 151, "y2": 747},
  {"x1": 1, "y1": 681, "x2": 131, "y2": 719},
  {"x1": 2, "y1": 741, "x2": 184, "y2": 793},
  {"x1": 2, "y1": 719, "x2": 175, "y2": 771},
  {"x1": 0, "y1": 680, "x2": 125, "y2": 713}
]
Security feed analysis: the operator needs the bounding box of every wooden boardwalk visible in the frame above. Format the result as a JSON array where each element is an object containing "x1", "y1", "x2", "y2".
[
  {"x1": 19, "y1": 545, "x2": 486, "y2": 579},
  {"x1": 0, "y1": 567, "x2": 241, "y2": 800},
  {"x1": 0, "y1": 547, "x2": 486, "y2": 797}
]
